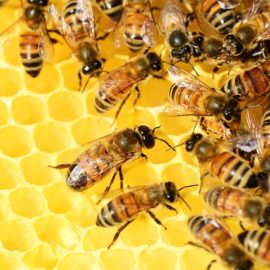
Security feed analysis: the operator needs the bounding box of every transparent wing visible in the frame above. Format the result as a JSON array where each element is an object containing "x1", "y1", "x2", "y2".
[
  {"x1": 160, "y1": 0, "x2": 186, "y2": 33},
  {"x1": 257, "y1": 29, "x2": 270, "y2": 41},
  {"x1": 112, "y1": 8, "x2": 127, "y2": 48},
  {"x1": 217, "y1": 0, "x2": 240, "y2": 9},
  {"x1": 0, "y1": 17, "x2": 20, "y2": 49},
  {"x1": 168, "y1": 66, "x2": 212, "y2": 92},
  {"x1": 244, "y1": 0, "x2": 263, "y2": 21},
  {"x1": 141, "y1": 17, "x2": 158, "y2": 48}
]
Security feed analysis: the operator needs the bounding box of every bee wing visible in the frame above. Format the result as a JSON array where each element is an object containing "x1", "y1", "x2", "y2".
[
  {"x1": 112, "y1": 8, "x2": 127, "y2": 48},
  {"x1": 217, "y1": 0, "x2": 240, "y2": 9},
  {"x1": 256, "y1": 29, "x2": 270, "y2": 41},
  {"x1": 168, "y1": 66, "x2": 212, "y2": 92},
  {"x1": 160, "y1": 0, "x2": 186, "y2": 34},
  {"x1": 244, "y1": 0, "x2": 263, "y2": 21},
  {"x1": 0, "y1": 17, "x2": 20, "y2": 49}
]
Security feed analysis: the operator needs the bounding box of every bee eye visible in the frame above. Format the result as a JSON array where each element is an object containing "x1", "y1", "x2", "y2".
[
  {"x1": 185, "y1": 140, "x2": 194, "y2": 152},
  {"x1": 164, "y1": 182, "x2": 177, "y2": 203},
  {"x1": 93, "y1": 60, "x2": 102, "y2": 69},
  {"x1": 82, "y1": 64, "x2": 91, "y2": 74},
  {"x1": 137, "y1": 125, "x2": 155, "y2": 149}
]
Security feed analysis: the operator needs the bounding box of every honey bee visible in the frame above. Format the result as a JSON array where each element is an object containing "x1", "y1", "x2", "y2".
[
  {"x1": 49, "y1": 0, "x2": 102, "y2": 87},
  {"x1": 113, "y1": 0, "x2": 158, "y2": 51},
  {"x1": 94, "y1": 0, "x2": 124, "y2": 22},
  {"x1": 238, "y1": 229, "x2": 270, "y2": 265},
  {"x1": 94, "y1": 51, "x2": 162, "y2": 120},
  {"x1": 185, "y1": 133, "x2": 259, "y2": 190},
  {"x1": 164, "y1": 66, "x2": 241, "y2": 136},
  {"x1": 51, "y1": 125, "x2": 174, "y2": 196},
  {"x1": 220, "y1": 61, "x2": 270, "y2": 102},
  {"x1": 205, "y1": 186, "x2": 270, "y2": 228},
  {"x1": 0, "y1": 0, "x2": 54, "y2": 77},
  {"x1": 96, "y1": 181, "x2": 196, "y2": 248},
  {"x1": 0, "y1": 0, "x2": 7, "y2": 6},
  {"x1": 188, "y1": 215, "x2": 254, "y2": 270}
]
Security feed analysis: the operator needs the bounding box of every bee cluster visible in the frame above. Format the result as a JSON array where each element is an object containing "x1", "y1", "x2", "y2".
[{"x1": 2, "y1": 0, "x2": 270, "y2": 269}]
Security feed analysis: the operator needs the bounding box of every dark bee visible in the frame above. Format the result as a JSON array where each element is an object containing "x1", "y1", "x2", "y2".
[
  {"x1": 113, "y1": 0, "x2": 157, "y2": 51},
  {"x1": 188, "y1": 215, "x2": 253, "y2": 270},
  {"x1": 205, "y1": 186, "x2": 270, "y2": 228},
  {"x1": 238, "y1": 229, "x2": 270, "y2": 265},
  {"x1": 95, "y1": 0, "x2": 124, "y2": 22},
  {"x1": 94, "y1": 51, "x2": 162, "y2": 120},
  {"x1": 51, "y1": 125, "x2": 174, "y2": 196},
  {"x1": 96, "y1": 181, "x2": 196, "y2": 248}
]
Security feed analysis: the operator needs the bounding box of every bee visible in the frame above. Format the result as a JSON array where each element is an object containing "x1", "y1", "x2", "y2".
[
  {"x1": 94, "y1": 51, "x2": 162, "y2": 120},
  {"x1": 185, "y1": 133, "x2": 259, "y2": 190},
  {"x1": 205, "y1": 186, "x2": 270, "y2": 228},
  {"x1": 238, "y1": 229, "x2": 270, "y2": 265},
  {"x1": 188, "y1": 215, "x2": 254, "y2": 270},
  {"x1": 51, "y1": 125, "x2": 174, "y2": 195},
  {"x1": 0, "y1": 0, "x2": 7, "y2": 6},
  {"x1": 220, "y1": 61, "x2": 270, "y2": 102},
  {"x1": 0, "y1": 0, "x2": 54, "y2": 77},
  {"x1": 96, "y1": 181, "x2": 196, "y2": 248},
  {"x1": 94, "y1": 0, "x2": 124, "y2": 22},
  {"x1": 164, "y1": 66, "x2": 241, "y2": 136},
  {"x1": 113, "y1": 0, "x2": 158, "y2": 51},
  {"x1": 49, "y1": 0, "x2": 102, "y2": 87}
]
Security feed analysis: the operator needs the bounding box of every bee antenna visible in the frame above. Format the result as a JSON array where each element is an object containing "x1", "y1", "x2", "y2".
[
  {"x1": 154, "y1": 136, "x2": 176, "y2": 152},
  {"x1": 177, "y1": 184, "x2": 198, "y2": 210},
  {"x1": 152, "y1": 125, "x2": 161, "y2": 134},
  {"x1": 159, "y1": 46, "x2": 166, "y2": 58},
  {"x1": 167, "y1": 142, "x2": 185, "y2": 151},
  {"x1": 81, "y1": 75, "x2": 92, "y2": 93},
  {"x1": 188, "y1": 61, "x2": 199, "y2": 76}
]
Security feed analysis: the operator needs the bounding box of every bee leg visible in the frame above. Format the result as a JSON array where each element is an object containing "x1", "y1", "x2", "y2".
[
  {"x1": 140, "y1": 153, "x2": 148, "y2": 159},
  {"x1": 118, "y1": 167, "x2": 124, "y2": 190},
  {"x1": 97, "y1": 32, "x2": 110, "y2": 41},
  {"x1": 78, "y1": 71, "x2": 82, "y2": 92},
  {"x1": 207, "y1": 260, "x2": 217, "y2": 270},
  {"x1": 164, "y1": 204, "x2": 178, "y2": 214},
  {"x1": 186, "y1": 241, "x2": 212, "y2": 253},
  {"x1": 133, "y1": 86, "x2": 141, "y2": 107},
  {"x1": 199, "y1": 172, "x2": 210, "y2": 193},
  {"x1": 97, "y1": 170, "x2": 119, "y2": 205},
  {"x1": 113, "y1": 92, "x2": 132, "y2": 123},
  {"x1": 239, "y1": 221, "x2": 247, "y2": 231},
  {"x1": 49, "y1": 163, "x2": 72, "y2": 169},
  {"x1": 107, "y1": 219, "x2": 134, "y2": 249},
  {"x1": 147, "y1": 210, "x2": 167, "y2": 230},
  {"x1": 212, "y1": 62, "x2": 223, "y2": 79}
]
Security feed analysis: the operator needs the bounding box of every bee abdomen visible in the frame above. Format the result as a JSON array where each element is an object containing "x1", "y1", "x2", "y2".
[
  {"x1": 96, "y1": 0, "x2": 123, "y2": 21},
  {"x1": 94, "y1": 92, "x2": 118, "y2": 113},
  {"x1": 211, "y1": 152, "x2": 259, "y2": 189},
  {"x1": 19, "y1": 33, "x2": 43, "y2": 78}
]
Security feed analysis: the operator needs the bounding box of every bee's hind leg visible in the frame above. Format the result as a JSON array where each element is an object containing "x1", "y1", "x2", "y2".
[
  {"x1": 147, "y1": 210, "x2": 167, "y2": 230},
  {"x1": 49, "y1": 163, "x2": 72, "y2": 169},
  {"x1": 107, "y1": 219, "x2": 134, "y2": 249}
]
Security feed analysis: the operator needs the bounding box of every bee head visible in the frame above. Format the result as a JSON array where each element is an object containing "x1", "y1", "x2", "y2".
[
  {"x1": 27, "y1": 0, "x2": 48, "y2": 6},
  {"x1": 136, "y1": 125, "x2": 155, "y2": 149},
  {"x1": 203, "y1": 38, "x2": 223, "y2": 58},
  {"x1": 224, "y1": 34, "x2": 244, "y2": 56},
  {"x1": 223, "y1": 98, "x2": 240, "y2": 122},
  {"x1": 171, "y1": 45, "x2": 192, "y2": 62},
  {"x1": 163, "y1": 181, "x2": 178, "y2": 203},
  {"x1": 82, "y1": 60, "x2": 102, "y2": 75},
  {"x1": 24, "y1": 5, "x2": 43, "y2": 26},
  {"x1": 194, "y1": 137, "x2": 216, "y2": 161},
  {"x1": 257, "y1": 206, "x2": 270, "y2": 228},
  {"x1": 205, "y1": 95, "x2": 226, "y2": 116},
  {"x1": 168, "y1": 30, "x2": 188, "y2": 48},
  {"x1": 185, "y1": 133, "x2": 203, "y2": 152},
  {"x1": 146, "y1": 53, "x2": 162, "y2": 71}
]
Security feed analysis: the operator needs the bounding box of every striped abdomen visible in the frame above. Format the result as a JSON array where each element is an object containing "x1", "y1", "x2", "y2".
[
  {"x1": 238, "y1": 230, "x2": 270, "y2": 264},
  {"x1": 19, "y1": 33, "x2": 43, "y2": 78},
  {"x1": 95, "y1": 63, "x2": 143, "y2": 113},
  {"x1": 67, "y1": 143, "x2": 121, "y2": 191},
  {"x1": 210, "y1": 152, "x2": 259, "y2": 189},
  {"x1": 200, "y1": 0, "x2": 236, "y2": 35},
  {"x1": 96, "y1": 186, "x2": 158, "y2": 227},
  {"x1": 124, "y1": 13, "x2": 150, "y2": 51},
  {"x1": 220, "y1": 66, "x2": 270, "y2": 101},
  {"x1": 169, "y1": 85, "x2": 210, "y2": 115},
  {"x1": 205, "y1": 186, "x2": 246, "y2": 216},
  {"x1": 63, "y1": 0, "x2": 91, "y2": 42},
  {"x1": 188, "y1": 215, "x2": 233, "y2": 257},
  {"x1": 96, "y1": 0, "x2": 123, "y2": 21},
  {"x1": 261, "y1": 105, "x2": 270, "y2": 148}
]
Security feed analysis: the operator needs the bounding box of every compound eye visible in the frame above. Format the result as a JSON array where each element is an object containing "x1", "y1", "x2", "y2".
[
  {"x1": 185, "y1": 140, "x2": 194, "y2": 152},
  {"x1": 82, "y1": 64, "x2": 91, "y2": 75},
  {"x1": 93, "y1": 60, "x2": 102, "y2": 69},
  {"x1": 138, "y1": 125, "x2": 155, "y2": 149}
]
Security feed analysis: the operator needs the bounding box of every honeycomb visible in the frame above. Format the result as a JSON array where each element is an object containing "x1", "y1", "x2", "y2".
[{"x1": 0, "y1": 1, "x2": 268, "y2": 270}]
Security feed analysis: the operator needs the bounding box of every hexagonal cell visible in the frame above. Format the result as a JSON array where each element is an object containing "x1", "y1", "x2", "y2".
[
  {"x1": 0, "y1": 251, "x2": 24, "y2": 270},
  {"x1": 48, "y1": 92, "x2": 84, "y2": 122},
  {"x1": 138, "y1": 248, "x2": 177, "y2": 270},
  {"x1": 24, "y1": 65, "x2": 60, "y2": 93},
  {"x1": 0, "y1": 220, "x2": 37, "y2": 251},
  {"x1": 20, "y1": 153, "x2": 57, "y2": 185},
  {"x1": 11, "y1": 95, "x2": 46, "y2": 124},
  {"x1": 0, "y1": 193, "x2": 10, "y2": 221},
  {"x1": 33, "y1": 215, "x2": 79, "y2": 249},
  {"x1": 23, "y1": 244, "x2": 58, "y2": 270},
  {"x1": 99, "y1": 249, "x2": 135, "y2": 270},
  {"x1": 9, "y1": 187, "x2": 46, "y2": 218},
  {"x1": 0, "y1": 158, "x2": 24, "y2": 189},
  {"x1": 58, "y1": 253, "x2": 96, "y2": 270},
  {"x1": 61, "y1": 61, "x2": 82, "y2": 91},
  {"x1": 34, "y1": 122, "x2": 70, "y2": 153},
  {"x1": 0, "y1": 100, "x2": 9, "y2": 125},
  {"x1": 0, "y1": 69, "x2": 22, "y2": 96},
  {"x1": 71, "y1": 117, "x2": 112, "y2": 145},
  {"x1": 43, "y1": 182, "x2": 81, "y2": 214},
  {"x1": 0, "y1": 126, "x2": 33, "y2": 157}
]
